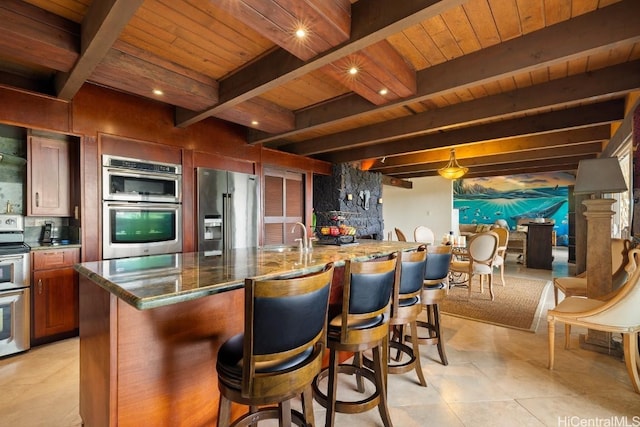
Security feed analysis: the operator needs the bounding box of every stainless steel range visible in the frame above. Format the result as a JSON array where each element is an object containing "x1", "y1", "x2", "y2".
[{"x1": 0, "y1": 214, "x2": 30, "y2": 357}]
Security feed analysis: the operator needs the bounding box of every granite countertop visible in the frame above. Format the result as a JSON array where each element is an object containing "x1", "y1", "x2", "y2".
[{"x1": 75, "y1": 240, "x2": 421, "y2": 310}]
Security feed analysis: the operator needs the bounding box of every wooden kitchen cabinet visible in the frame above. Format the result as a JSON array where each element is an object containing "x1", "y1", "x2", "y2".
[
  {"x1": 28, "y1": 135, "x2": 72, "y2": 216},
  {"x1": 31, "y1": 247, "x2": 80, "y2": 344}
]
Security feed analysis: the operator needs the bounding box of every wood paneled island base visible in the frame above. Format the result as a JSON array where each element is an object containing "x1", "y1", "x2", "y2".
[
  {"x1": 76, "y1": 241, "x2": 421, "y2": 426},
  {"x1": 79, "y1": 277, "x2": 244, "y2": 426}
]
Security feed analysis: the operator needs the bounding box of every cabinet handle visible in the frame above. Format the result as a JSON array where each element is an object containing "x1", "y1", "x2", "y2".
[
  {"x1": 38, "y1": 279, "x2": 43, "y2": 294},
  {"x1": 35, "y1": 192, "x2": 39, "y2": 207}
]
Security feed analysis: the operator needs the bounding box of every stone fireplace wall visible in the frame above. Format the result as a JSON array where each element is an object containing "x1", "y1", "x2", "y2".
[{"x1": 313, "y1": 164, "x2": 383, "y2": 240}]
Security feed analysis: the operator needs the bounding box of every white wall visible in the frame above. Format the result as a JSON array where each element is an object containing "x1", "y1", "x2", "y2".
[{"x1": 382, "y1": 176, "x2": 453, "y2": 242}]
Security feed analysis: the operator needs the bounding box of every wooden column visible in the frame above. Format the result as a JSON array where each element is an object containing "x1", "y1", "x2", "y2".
[{"x1": 582, "y1": 198, "x2": 616, "y2": 350}]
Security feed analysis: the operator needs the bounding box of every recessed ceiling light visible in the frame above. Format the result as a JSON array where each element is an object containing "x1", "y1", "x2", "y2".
[
  {"x1": 348, "y1": 67, "x2": 358, "y2": 75},
  {"x1": 379, "y1": 88, "x2": 388, "y2": 96},
  {"x1": 251, "y1": 120, "x2": 259, "y2": 126},
  {"x1": 152, "y1": 89, "x2": 163, "y2": 96},
  {"x1": 295, "y1": 28, "x2": 307, "y2": 39}
]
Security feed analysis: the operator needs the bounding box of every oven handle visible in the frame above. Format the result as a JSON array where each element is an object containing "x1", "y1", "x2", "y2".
[
  {"x1": 0, "y1": 254, "x2": 27, "y2": 262},
  {"x1": 103, "y1": 202, "x2": 181, "y2": 210},
  {"x1": 104, "y1": 168, "x2": 181, "y2": 179}
]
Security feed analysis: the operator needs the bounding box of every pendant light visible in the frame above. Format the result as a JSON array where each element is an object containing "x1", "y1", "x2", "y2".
[{"x1": 438, "y1": 148, "x2": 468, "y2": 179}]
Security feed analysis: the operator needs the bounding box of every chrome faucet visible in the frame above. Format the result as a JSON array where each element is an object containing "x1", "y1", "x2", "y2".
[{"x1": 292, "y1": 222, "x2": 311, "y2": 252}]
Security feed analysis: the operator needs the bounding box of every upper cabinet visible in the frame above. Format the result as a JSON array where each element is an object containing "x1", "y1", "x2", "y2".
[{"x1": 27, "y1": 133, "x2": 75, "y2": 217}]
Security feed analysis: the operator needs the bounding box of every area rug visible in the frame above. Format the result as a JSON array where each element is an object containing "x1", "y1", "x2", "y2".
[{"x1": 440, "y1": 276, "x2": 552, "y2": 332}]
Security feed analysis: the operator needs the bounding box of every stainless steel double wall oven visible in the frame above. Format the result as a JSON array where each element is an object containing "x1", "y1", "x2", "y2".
[{"x1": 102, "y1": 155, "x2": 183, "y2": 259}]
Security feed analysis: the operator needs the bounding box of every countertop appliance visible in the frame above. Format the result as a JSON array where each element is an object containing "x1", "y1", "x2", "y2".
[
  {"x1": 0, "y1": 213, "x2": 30, "y2": 357},
  {"x1": 197, "y1": 168, "x2": 259, "y2": 256}
]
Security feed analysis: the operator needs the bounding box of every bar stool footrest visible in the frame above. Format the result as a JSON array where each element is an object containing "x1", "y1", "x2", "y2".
[
  {"x1": 230, "y1": 407, "x2": 307, "y2": 427},
  {"x1": 312, "y1": 364, "x2": 381, "y2": 414}
]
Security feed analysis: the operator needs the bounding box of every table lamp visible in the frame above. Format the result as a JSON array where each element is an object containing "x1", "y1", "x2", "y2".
[{"x1": 574, "y1": 157, "x2": 627, "y2": 350}]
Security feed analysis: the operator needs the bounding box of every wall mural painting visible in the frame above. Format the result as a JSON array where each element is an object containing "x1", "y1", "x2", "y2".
[{"x1": 453, "y1": 172, "x2": 575, "y2": 246}]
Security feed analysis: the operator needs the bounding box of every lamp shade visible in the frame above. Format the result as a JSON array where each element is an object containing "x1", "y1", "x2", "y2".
[{"x1": 574, "y1": 157, "x2": 627, "y2": 196}]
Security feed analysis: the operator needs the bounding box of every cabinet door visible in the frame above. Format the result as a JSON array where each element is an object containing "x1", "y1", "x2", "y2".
[
  {"x1": 32, "y1": 267, "x2": 79, "y2": 339},
  {"x1": 28, "y1": 136, "x2": 71, "y2": 216}
]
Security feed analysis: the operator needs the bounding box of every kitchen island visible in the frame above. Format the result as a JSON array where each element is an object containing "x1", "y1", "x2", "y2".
[{"x1": 75, "y1": 240, "x2": 421, "y2": 427}]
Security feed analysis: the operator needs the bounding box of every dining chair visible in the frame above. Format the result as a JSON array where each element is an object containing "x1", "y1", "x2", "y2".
[
  {"x1": 395, "y1": 227, "x2": 407, "y2": 242},
  {"x1": 449, "y1": 231, "x2": 499, "y2": 300},
  {"x1": 548, "y1": 248, "x2": 640, "y2": 394},
  {"x1": 553, "y1": 238, "x2": 631, "y2": 305},
  {"x1": 216, "y1": 263, "x2": 334, "y2": 427},
  {"x1": 491, "y1": 227, "x2": 509, "y2": 286},
  {"x1": 413, "y1": 226, "x2": 435, "y2": 245}
]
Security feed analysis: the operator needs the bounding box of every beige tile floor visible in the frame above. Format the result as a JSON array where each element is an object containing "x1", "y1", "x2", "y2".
[{"x1": 1, "y1": 248, "x2": 639, "y2": 427}]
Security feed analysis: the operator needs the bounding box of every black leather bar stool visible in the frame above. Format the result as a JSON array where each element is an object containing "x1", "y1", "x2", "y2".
[
  {"x1": 415, "y1": 245, "x2": 452, "y2": 365},
  {"x1": 312, "y1": 255, "x2": 398, "y2": 427},
  {"x1": 386, "y1": 247, "x2": 428, "y2": 386},
  {"x1": 216, "y1": 263, "x2": 334, "y2": 427}
]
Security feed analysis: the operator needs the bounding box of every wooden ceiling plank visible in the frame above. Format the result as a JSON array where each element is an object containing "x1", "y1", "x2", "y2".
[
  {"x1": 256, "y1": 0, "x2": 640, "y2": 143},
  {"x1": 277, "y1": 60, "x2": 640, "y2": 154},
  {"x1": 55, "y1": 0, "x2": 144, "y2": 100},
  {"x1": 320, "y1": 99, "x2": 625, "y2": 163},
  {"x1": 462, "y1": 0, "x2": 501, "y2": 48},
  {"x1": 175, "y1": 0, "x2": 468, "y2": 127},
  {"x1": 371, "y1": 126, "x2": 611, "y2": 169},
  {"x1": 516, "y1": 0, "x2": 545, "y2": 35}
]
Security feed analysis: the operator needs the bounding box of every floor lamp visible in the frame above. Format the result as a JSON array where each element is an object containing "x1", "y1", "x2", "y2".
[{"x1": 573, "y1": 157, "x2": 628, "y2": 351}]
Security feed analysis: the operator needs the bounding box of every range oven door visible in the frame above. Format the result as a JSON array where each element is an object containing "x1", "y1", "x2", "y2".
[
  {"x1": 102, "y1": 202, "x2": 182, "y2": 260},
  {"x1": 0, "y1": 253, "x2": 29, "y2": 291},
  {"x1": 0, "y1": 287, "x2": 30, "y2": 357}
]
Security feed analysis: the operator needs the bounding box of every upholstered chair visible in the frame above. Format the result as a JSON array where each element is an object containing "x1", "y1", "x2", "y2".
[
  {"x1": 548, "y1": 249, "x2": 640, "y2": 394},
  {"x1": 449, "y1": 232, "x2": 499, "y2": 300},
  {"x1": 413, "y1": 225, "x2": 435, "y2": 245}
]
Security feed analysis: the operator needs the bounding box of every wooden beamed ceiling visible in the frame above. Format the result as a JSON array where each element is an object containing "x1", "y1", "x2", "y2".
[{"x1": 1, "y1": 0, "x2": 639, "y2": 179}]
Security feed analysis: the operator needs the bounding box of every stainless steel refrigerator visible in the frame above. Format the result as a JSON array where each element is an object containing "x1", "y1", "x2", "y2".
[{"x1": 197, "y1": 168, "x2": 259, "y2": 255}]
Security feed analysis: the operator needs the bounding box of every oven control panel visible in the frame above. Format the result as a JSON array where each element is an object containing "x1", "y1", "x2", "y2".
[{"x1": 0, "y1": 214, "x2": 24, "y2": 232}]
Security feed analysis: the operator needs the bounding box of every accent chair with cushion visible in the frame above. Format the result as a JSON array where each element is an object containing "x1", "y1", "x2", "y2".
[
  {"x1": 548, "y1": 248, "x2": 640, "y2": 394},
  {"x1": 553, "y1": 238, "x2": 631, "y2": 305}
]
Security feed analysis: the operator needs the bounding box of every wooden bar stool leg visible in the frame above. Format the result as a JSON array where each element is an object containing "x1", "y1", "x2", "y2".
[
  {"x1": 325, "y1": 349, "x2": 339, "y2": 427},
  {"x1": 373, "y1": 343, "x2": 393, "y2": 427},
  {"x1": 408, "y1": 320, "x2": 428, "y2": 386},
  {"x1": 433, "y1": 304, "x2": 448, "y2": 366}
]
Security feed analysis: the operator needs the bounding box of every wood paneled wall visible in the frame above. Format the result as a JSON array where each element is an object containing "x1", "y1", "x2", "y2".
[{"x1": 0, "y1": 83, "x2": 332, "y2": 261}]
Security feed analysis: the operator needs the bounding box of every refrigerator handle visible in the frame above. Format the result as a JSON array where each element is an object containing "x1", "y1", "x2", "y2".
[{"x1": 224, "y1": 193, "x2": 232, "y2": 250}]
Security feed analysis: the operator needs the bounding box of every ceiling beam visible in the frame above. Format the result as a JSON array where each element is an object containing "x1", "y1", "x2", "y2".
[
  {"x1": 320, "y1": 99, "x2": 625, "y2": 163},
  {"x1": 252, "y1": 0, "x2": 640, "y2": 143},
  {"x1": 278, "y1": 60, "x2": 640, "y2": 154},
  {"x1": 371, "y1": 126, "x2": 611, "y2": 169},
  {"x1": 0, "y1": 0, "x2": 78, "y2": 73},
  {"x1": 55, "y1": 0, "x2": 144, "y2": 100},
  {"x1": 377, "y1": 141, "x2": 603, "y2": 175},
  {"x1": 396, "y1": 156, "x2": 591, "y2": 179},
  {"x1": 174, "y1": 0, "x2": 467, "y2": 127}
]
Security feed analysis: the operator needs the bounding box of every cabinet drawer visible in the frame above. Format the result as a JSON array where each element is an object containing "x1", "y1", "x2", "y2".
[{"x1": 32, "y1": 248, "x2": 80, "y2": 270}]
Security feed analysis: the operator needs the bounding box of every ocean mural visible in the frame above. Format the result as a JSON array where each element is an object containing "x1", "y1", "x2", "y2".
[{"x1": 453, "y1": 172, "x2": 576, "y2": 246}]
